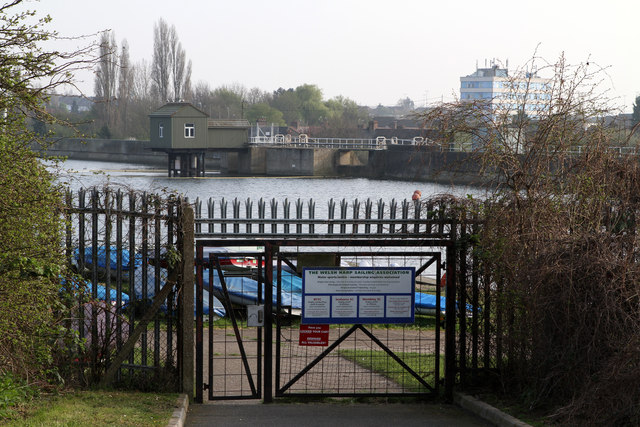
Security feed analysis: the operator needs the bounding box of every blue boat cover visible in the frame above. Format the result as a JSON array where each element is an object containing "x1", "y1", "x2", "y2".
[
  {"x1": 415, "y1": 292, "x2": 476, "y2": 314},
  {"x1": 415, "y1": 292, "x2": 445, "y2": 311},
  {"x1": 133, "y1": 265, "x2": 226, "y2": 317},
  {"x1": 202, "y1": 268, "x2": 302, "y2": 310},
  {"x1": 74, "y1": 246, "x2": 142, "y2": 271}
]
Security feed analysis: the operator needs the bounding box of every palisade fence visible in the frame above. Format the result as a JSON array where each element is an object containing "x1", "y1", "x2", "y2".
[
  {"x1": 193, "y1": 196, "x2": 462, "y2": 238},
  {"x1": 63, "y1": 188, "x2": 191, "y2": 390},
  {"x1": 63, "y1": 187, "x2": 507, "y2": 396}
]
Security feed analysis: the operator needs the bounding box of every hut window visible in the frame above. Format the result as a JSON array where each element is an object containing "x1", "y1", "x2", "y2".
[
  {"x1": 184, "y1": 123, "x2": 195, "y2": 138},
  {"x1": 159, "y1": 123, "x2": 164, "y2": 138}
]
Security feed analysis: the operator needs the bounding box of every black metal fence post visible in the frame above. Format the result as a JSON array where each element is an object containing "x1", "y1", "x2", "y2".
[
  {"x1": 195, "y1": 242, "x2": 204, "y2": 403},
  {"x1": 180, "y1": 202, "x2": 195, "y2": 400},
  {"x1": 263, "y1": 242, "x2": 275, "y2": 403},
  {"x1": 445, "y1": 239, "x2": 457, "y2": 401}
]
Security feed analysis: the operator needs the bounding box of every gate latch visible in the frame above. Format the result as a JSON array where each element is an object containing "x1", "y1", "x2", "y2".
[{"x1": 247, "y1": 305, "x2": 264, "y2": 327}]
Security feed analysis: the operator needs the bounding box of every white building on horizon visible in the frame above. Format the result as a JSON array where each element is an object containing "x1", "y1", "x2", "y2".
[{"x1": 460, "y1": 60, "x2": 551, "y2": 117}]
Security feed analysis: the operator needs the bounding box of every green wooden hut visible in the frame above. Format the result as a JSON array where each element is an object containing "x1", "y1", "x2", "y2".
[{"x1": 149, "y1": 102, "x2": 250, "y2": 176}]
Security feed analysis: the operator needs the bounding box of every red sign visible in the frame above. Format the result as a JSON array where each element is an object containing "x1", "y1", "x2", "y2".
[{"x1": 299, "y1": 324, "x2": 330, "y2": 346}]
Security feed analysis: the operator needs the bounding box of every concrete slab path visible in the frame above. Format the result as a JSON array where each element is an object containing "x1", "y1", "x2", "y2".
[{"x1": 184, "y1": 400, "x2": 494, "y2": 427}]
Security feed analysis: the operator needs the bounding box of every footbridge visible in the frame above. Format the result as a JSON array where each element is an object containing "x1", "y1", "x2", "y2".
[{"x1": 250, "y1": 134, "x2": 433, "y2": 150}]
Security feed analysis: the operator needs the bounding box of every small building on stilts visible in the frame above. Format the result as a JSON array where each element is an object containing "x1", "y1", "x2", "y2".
[{"x1": 148, "y1": 103, "x2": 250, "y2": 177}]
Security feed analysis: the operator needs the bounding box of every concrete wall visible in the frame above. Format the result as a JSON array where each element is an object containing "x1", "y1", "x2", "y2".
[
  {"x1": 312, "y1": 148, "x2": 337, "y2": 176},
  {"x1": 35, "y1": 138, "x2": 223, "y2": 169},
  {"x1": 337, "y1": 150, "x2": 368, "y2": 167},
  {"x1": 265, "y1": 147, "x2": 314, "y2": 175},
  {"x1": 237, "y1": 147, "x2": 266, "y2": 175},
  {"x1": 36, "y1": 138, "x2": 167, "y2": 166},
  {"x1": 333, "y1": 145, "x2": 488, "y2": 186},
  {"x1": 367, "y1": 145, "x2": 488, "y2": 186},
  {"x1": 237, "y1": 147, "x2": 336, "y2": 177}
]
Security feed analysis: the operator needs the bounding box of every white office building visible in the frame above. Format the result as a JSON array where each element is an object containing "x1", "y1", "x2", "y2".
[{"x1": 460, "y1": 61, "x2": 551, "y2": 117}]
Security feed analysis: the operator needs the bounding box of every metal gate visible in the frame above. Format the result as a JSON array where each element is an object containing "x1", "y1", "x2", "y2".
[
  {"x1": 192, "y1": 196, "x2": 462, "y2": 403},
  {"x1": 195, "y1": 245, "x2": 267, "y2": 401},
  {"x1": 194, "y1": 239, "x2": 457, "y2": 402},
  {"x1": 274, "y1": 246, "x2": 446, "y2": 399}
]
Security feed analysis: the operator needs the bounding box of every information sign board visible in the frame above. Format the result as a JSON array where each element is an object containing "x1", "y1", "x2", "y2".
[{"x1": 302, "y1": 267, "x2": 415, "y2": 324}]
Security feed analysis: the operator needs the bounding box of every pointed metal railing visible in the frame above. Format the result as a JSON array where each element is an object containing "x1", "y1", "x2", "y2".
[{"x1": 193, "y1": 196, "x2": 463, "y2": 239}]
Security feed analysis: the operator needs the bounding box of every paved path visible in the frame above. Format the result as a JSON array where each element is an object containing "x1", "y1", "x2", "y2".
[{"x1": 185, "y1": 401, "x2": 493, "y2": 427}]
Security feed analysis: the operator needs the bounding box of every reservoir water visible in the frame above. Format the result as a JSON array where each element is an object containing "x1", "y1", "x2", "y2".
[{"x1": 57, "y1": 159, "x2": 481, "y2": 215}]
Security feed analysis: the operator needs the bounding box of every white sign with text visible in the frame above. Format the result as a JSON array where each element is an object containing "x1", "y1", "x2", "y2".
[{"x1": 302, "y1": 267, "x2": 415, "y2": 324}]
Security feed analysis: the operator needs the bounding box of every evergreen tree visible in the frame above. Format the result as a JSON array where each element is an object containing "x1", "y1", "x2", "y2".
[{"x1": 632, "y1": 95, "x2": 640, "y2": 127}]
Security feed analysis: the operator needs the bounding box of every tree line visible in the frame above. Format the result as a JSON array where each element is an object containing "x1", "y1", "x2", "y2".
[{"x1": 40, "y1": 19, "x2": 420, "y2": 141}]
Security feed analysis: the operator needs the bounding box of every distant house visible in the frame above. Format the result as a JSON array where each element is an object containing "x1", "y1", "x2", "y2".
[
  {"x1": 49, "y1": 94, "x2": 94, "y2": 112},
  {"x1": 602, "y1": 113, "x2": 634, "y2": 130},
  {"x1": 148, "y1": 102, "x2": 250, "y2": 176},
  {"x1": 359, "y1": 116, "x2": 435, "y2": 141}
]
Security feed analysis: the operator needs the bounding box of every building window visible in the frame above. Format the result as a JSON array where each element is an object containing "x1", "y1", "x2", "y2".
[
  {"x1": 159, "y1": 123, "x2": 164, "y2": 138},
  {"x1": 184, "y1": 123, "x2": 195, "y2": 138}
]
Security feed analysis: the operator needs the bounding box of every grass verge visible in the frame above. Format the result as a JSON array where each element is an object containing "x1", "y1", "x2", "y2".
[
  {"x1": 3, "y1": 389, "x2": 178, "y2": 426},
  {"x1": 338, "y1": 349, "x2": 443, "y2": 392}
]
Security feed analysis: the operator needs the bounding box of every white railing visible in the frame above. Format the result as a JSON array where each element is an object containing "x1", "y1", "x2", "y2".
[
  {"x1": 249, "y1": 135, "x2": 432, "y2": 150},
  {"x1": 248, "y1": 135, "x2": 639, "y2": 155}
]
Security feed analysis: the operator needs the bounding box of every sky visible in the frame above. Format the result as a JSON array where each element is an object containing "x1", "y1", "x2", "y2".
[{"x1": 26, "y1": 0, "x2": 640, "y2": 111}]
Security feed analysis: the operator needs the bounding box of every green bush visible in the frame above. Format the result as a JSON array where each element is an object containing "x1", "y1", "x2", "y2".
[
  {"x1": 0, "y1": 139, "x2": 67, "y2": 382},
  {"x1": 0, "y1": 2, "x2": 90, "y2": 386}
]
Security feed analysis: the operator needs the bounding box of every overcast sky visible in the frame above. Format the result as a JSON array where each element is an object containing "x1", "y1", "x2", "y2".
[{"x1": 30, "y1": 0, "x2": 639, "y2": 111}]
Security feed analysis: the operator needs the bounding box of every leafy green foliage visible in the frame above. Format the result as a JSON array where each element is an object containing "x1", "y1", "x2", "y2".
[
  {"x1": 0, "y1": 130, "x2": 67, "y2": 381},
  {"x1": 0, "y1": 1, "x2": 92, "y2": 385},
  {"x1": 244, "y1": 103, "x2": 285, "y2": 126}
]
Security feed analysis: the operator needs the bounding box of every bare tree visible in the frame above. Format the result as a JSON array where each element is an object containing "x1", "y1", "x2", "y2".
[
  {"x1": 94, "y1": 31, "x2": 118, "y2": 132},
  {"x1": 169, "y1": 31, "x2": 191, "y2": 102},
  {"x1": 151, "y1": 19, "x2": 171, "y2": 102},
  {"x1": 127, "y1": 59, "x2": 155, "y2": 139},
  {"x1": 152, "y1": 19, "x2": 191, "y2": 103},
  {"x1": 117, "y1": 39, "x2": 134, "y2": 137},
  {"x1": 132, "y1": 59, "x2": 152, "y2": 102},
  {"x1": 419, "y1": 55, "x2": 640, "y2": 424},
  {"x1": 246, "y1": 87, "x2": 270, "y2": 105},
  {"x1": 182, "y1": 60, "x2": 192, "y2": 102},
  {"x1": 191, "y1": 81, "x2": 213, "y2": 114}
]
